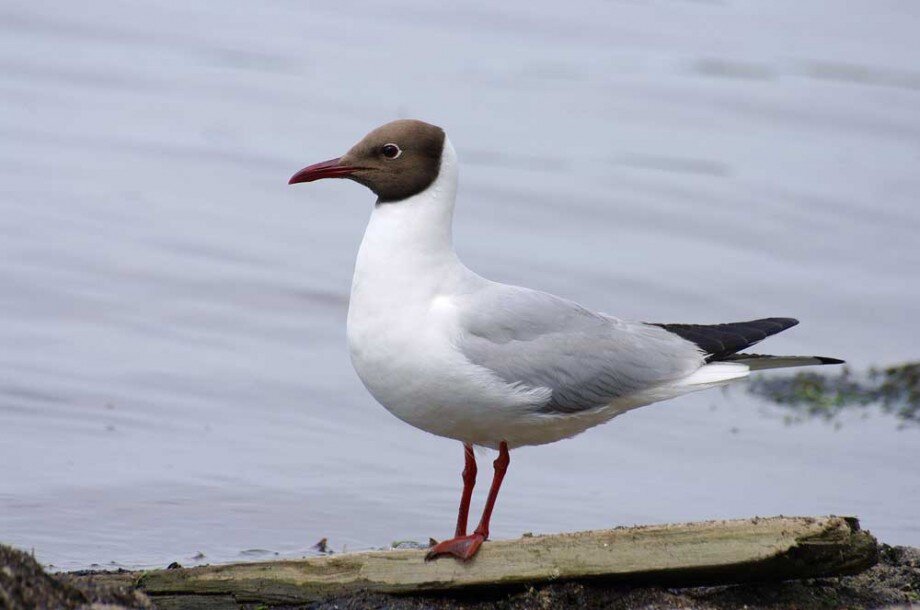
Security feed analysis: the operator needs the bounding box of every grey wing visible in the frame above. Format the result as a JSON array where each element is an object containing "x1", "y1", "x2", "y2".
[{"x1": 457, "y1": 284, "x2": 705, "y2": 413}]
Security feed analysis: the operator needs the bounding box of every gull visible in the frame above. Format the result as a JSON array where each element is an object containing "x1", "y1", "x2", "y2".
[{"x1": 288, "y1": 119, "x2": 843, "y2": 561}]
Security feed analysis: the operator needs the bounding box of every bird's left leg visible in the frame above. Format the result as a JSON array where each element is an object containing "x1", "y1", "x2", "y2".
[
  {"x1": 426, "y1": 441, "x2": 510, "y2": 561},
  {"x1": 469, "y1": 440, "x2": 509, "y2": 543}
]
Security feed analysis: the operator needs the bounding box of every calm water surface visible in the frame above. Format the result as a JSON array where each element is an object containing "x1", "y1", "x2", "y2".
[{"x1": 1, "y1": 1, "x2": 919, "y2": 570}]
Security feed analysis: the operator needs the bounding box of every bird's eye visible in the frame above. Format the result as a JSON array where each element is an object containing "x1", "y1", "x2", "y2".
[{"x1": 381, "y1": 143, "x2": 402, "y2": 159}]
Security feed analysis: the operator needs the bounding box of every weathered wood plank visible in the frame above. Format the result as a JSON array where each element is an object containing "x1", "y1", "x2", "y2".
[{"x1": 127, "y1": 516, "x2": 876, "y2": 606}]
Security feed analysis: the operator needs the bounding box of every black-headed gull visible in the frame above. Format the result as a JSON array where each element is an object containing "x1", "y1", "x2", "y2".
[{"x1": 288, "y1": 119, "x2": 843, "y2": 561}]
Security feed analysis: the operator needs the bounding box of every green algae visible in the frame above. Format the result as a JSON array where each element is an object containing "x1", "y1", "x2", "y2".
[{"x1": 747, "y1": 362, "x2": 920, "y2": 427}]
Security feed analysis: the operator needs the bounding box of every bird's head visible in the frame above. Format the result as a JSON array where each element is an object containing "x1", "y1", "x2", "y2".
[{"x1": 288, "y1": 119, "x2": 446, "y2": 203}]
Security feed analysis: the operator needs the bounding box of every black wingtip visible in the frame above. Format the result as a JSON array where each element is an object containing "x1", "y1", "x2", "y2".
[
  {"x1": 816, "y1": 356, "x2": 846, "y2": 365},
  {"x1": 652, "y1": 317, "x2": 803, "y2": 362}
]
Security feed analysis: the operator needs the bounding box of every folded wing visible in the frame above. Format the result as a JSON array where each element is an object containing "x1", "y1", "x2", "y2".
[{"x1": 457, "y1": 285, "x2": 705, "y2": 414}]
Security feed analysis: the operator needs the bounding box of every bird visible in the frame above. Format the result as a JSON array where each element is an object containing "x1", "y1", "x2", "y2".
[{"x1": 288, "y1": 119, "x2": 843, "y2": 561}]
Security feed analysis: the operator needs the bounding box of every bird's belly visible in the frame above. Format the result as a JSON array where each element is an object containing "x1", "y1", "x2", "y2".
[
  {"x1": 347, "y1": 314, "x2": 482, "y2": 436},
  {"x1": 346, "y1": 313, "x2": 641, "y2": 448},
  {"x1": 345, "y1": 295, "x2": 672, "y2": 448},
  {"x1": 347, "y1": 301, "x2": 541, "y2": 445}
]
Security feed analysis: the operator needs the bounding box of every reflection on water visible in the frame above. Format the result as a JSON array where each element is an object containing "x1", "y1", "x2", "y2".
[{"x1": 1, "y1": 0, "x2": 919, "y2": 570}]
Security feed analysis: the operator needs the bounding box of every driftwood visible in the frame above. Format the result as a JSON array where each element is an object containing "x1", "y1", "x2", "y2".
[{"x1": 81, "y1": 516, "x2": 878, "y2": 609}]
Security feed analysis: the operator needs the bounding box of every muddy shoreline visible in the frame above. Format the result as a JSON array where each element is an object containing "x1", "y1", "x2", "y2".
[{"x1": 2, "y1": 542, "x2": 918, "y2": 609}]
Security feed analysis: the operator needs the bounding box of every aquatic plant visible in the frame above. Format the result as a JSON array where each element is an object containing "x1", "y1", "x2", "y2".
[{"x1": 747, "y1": 362, "x2": 920, "y2": 427}]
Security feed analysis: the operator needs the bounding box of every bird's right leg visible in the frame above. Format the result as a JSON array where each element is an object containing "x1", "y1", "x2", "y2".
[
  {"x1": 427, "y1": 441, "x2": 509, "y2": 562},
  {"x1": 426, "y1": 443, "x2": 479, "y2": 560},
  {"x1": 455, "y1": 443, "x2": 477, "y2": 537}
]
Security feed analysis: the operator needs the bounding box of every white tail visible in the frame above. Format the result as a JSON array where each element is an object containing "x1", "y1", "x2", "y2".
[{"x1": 677, "y1": 362, "x2": 750, "y2": 388}]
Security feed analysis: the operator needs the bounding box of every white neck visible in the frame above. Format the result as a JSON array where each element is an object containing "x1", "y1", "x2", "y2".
[{"x1": 351, "y1": 138, "x2": 467, "y2": 297}]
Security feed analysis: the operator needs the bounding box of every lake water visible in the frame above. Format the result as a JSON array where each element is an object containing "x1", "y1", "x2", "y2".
[{"x1": 1, "y1": 0, "x2": 919, "y2": 571}]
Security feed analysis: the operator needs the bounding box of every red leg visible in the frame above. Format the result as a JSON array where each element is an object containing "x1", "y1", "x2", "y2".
[
  {"x1": 455, "y1": 443, "x2": 477, "y2": 537},
  {"x1": 472, "y1": 441, "x2": 509, "y2": 541},
  {"x1": 426, "y1": 441, "x2": 510, "y2": 562}
]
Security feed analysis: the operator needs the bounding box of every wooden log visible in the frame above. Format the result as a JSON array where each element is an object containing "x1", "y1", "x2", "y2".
[{"x1": 97, "y1": 516, "x2": 879, "y2": 608}]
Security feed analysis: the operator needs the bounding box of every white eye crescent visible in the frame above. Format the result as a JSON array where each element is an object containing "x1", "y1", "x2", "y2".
[{"x1": 381, "y1": 143, "x2": 402, "y2": 159}]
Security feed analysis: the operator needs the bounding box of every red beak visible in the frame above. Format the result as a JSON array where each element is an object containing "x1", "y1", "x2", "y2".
[{"x1": 288, "y1": 157, "x2": 358, "y2": 185}]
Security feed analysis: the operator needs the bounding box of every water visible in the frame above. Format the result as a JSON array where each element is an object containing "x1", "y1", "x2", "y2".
[{"x1": 1, "y1": 0, "x2": 919, "y2": 571}]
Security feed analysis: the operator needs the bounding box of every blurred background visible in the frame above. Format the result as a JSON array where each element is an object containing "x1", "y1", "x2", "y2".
[{"x1": 1, "y1": 1, "x2": 918, "y2": 570}]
